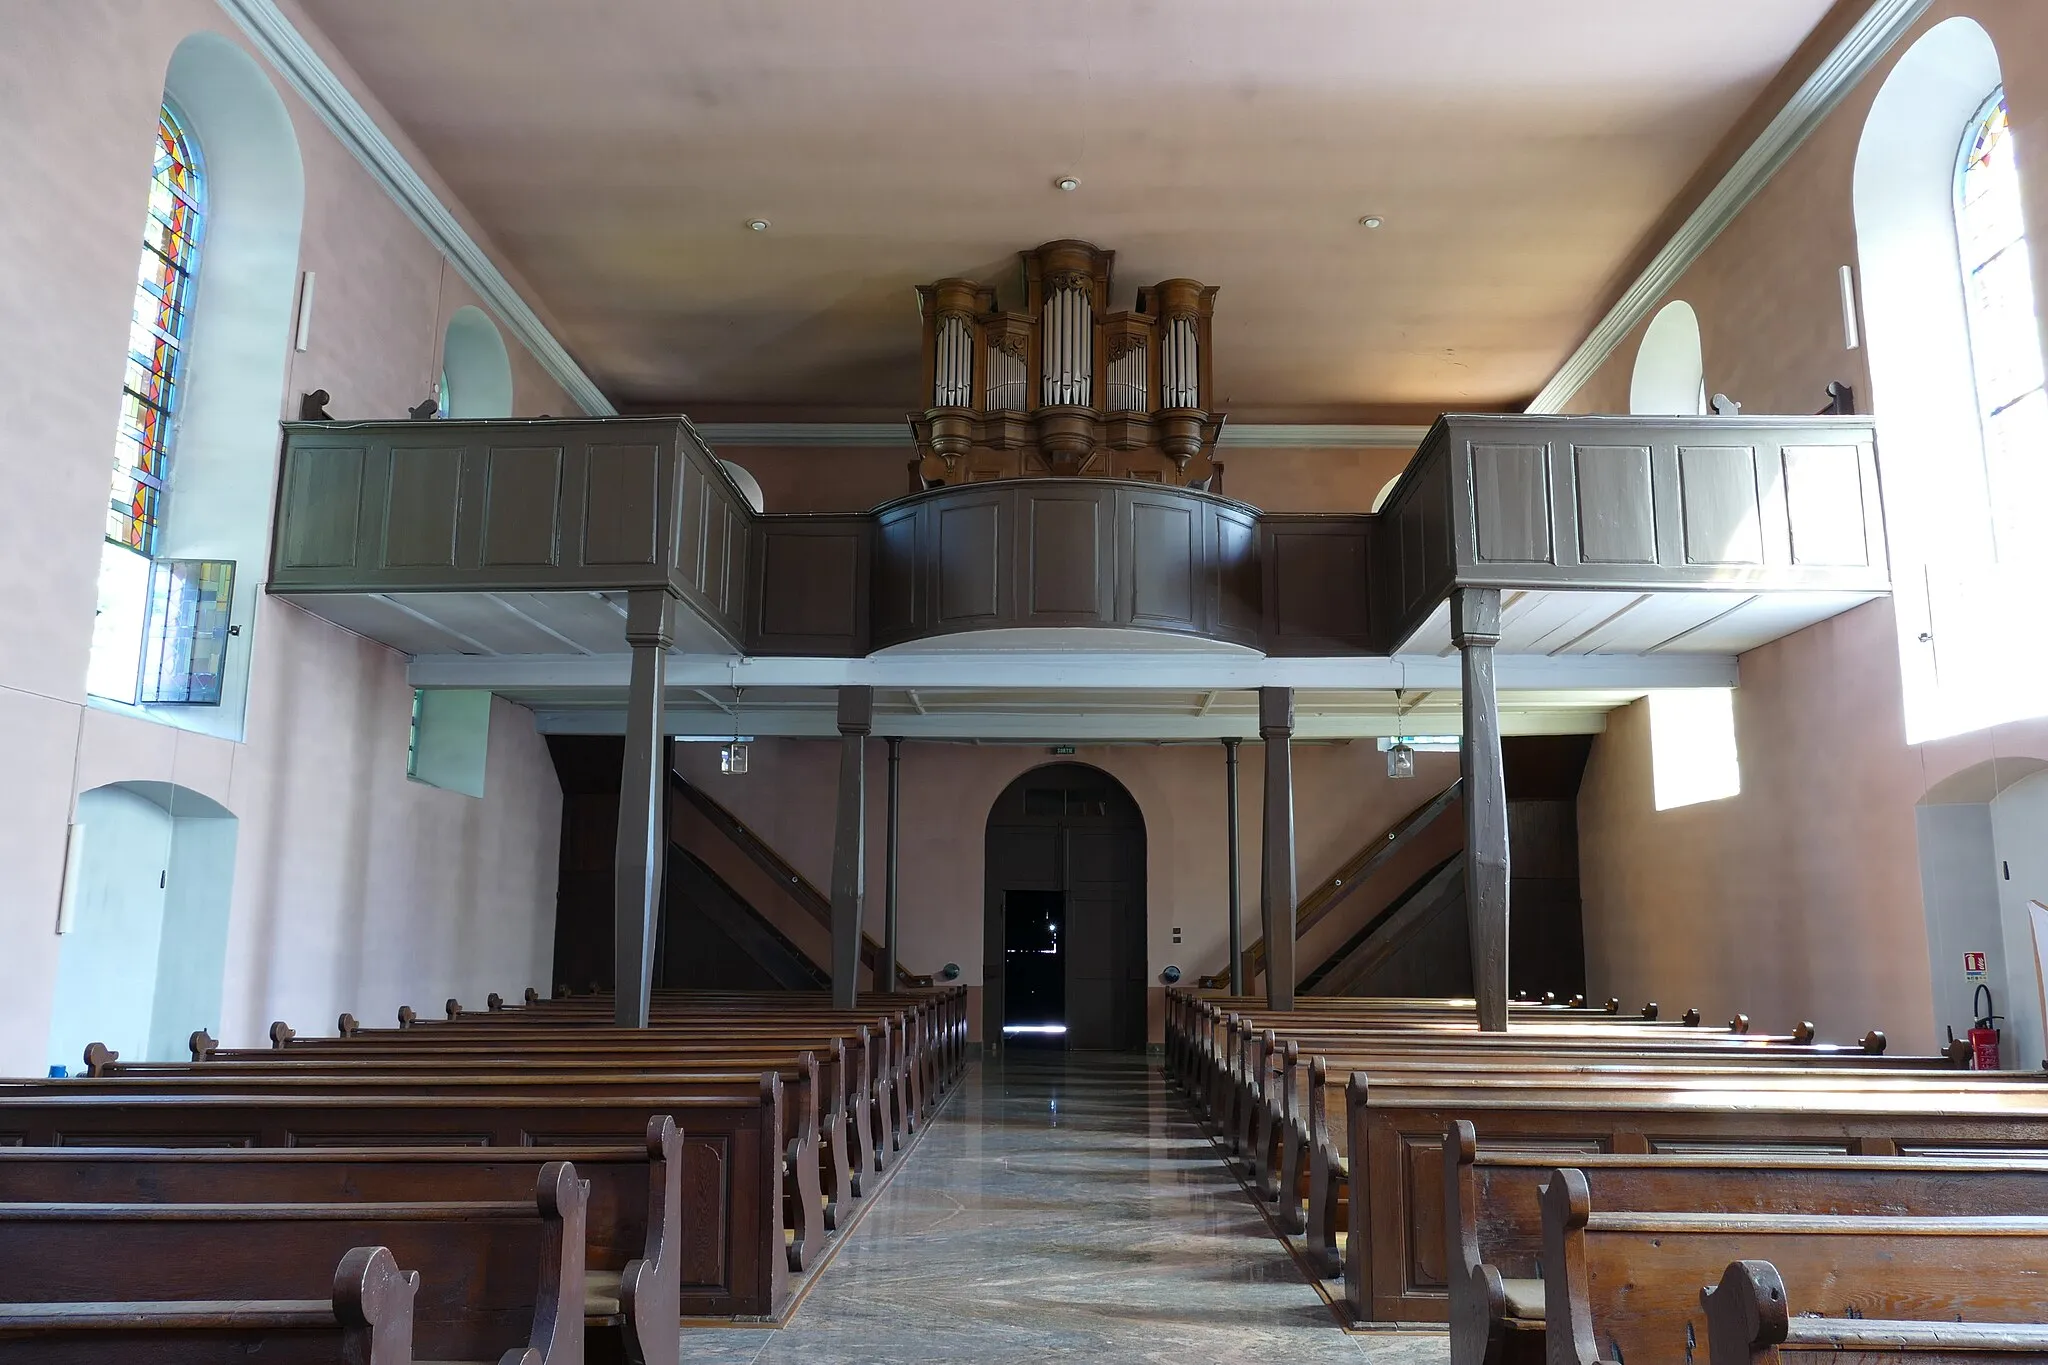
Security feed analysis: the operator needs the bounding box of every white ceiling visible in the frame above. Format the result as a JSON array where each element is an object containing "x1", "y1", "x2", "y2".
[{"x1": 298, "y1": 0, "x2": 1838, "y2": 417}]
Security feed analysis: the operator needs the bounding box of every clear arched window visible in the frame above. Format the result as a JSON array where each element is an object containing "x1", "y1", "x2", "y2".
[
  {"x1": 1955, "y1": 89, "x2": 2046, "y2": 549},
  {"x1": 112, "y1": 105, "x2": 205, "y2": 555}
]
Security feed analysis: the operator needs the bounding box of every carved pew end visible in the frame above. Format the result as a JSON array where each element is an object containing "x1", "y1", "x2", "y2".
[
  {"x1": 488, "y1": 992, "x2": 504, "y2": 1011},
  {"x1": 269, "y1": 1020, "x2": 296, "y2": 1049},
  {"x1": 338, "y1": 1012, "x2": 360, "y2": 1037},
  {"x1": 1641, "y1": 1002, "x2": 1660, "y2": 1021},
  {"x1": 1862, "y1": 1029, "x2": 1888, "y2": 1055},
  {"x1": 1791, "y1": 1020, "x2": 1816, "y2": 1045},
  {"x1": 397, "y1": 1005, "x2": 417, "y2": 1028},
  {"x1": 188, "y1": 1028, "x2": 218, "y2": 1062},
  {"x1": 1729, "y1": 1013, "x2": 1751, "y2": 1034},
  {"x1": 446, "y1": 997, "x2": 463, "y2": 1020},
  {"x1": 1683, "y1": 1007, "x2": 1702, "y2": 1027},
  {"x1": 82, "y1": 1042, "x2": 118, "y2": 1078},
  {"x1": 1604, "y1": 997, "x2": 1621, "y2": 1014},
  {"x1": 525, "y1": 986, "x2": 542, "y2": 1006}
]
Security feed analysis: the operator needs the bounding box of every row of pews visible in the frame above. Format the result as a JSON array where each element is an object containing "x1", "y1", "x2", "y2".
[
  {"x1": 1166, "y1": 990, "x2": 2048, "y2": 1363},
  {"x1": 0, "y1": 985, "x2": 966, "y2": 1362}
]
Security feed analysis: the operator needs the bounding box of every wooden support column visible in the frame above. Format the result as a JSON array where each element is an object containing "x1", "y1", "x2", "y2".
[
  {"x1": 614, "y1": 590, "x2": 677, "y2": 1028},
  {"x1": 831, "y1": 686, "x2": 874, "y2": 1009},
  {"x1": 1453, "y1": 588, "x2": 1510, "y2": 1033},
  {"x1": 1223, "y1": 737, "x2": 1244, "y2": 996},
  {"x1": 884, "y1": 737, "x2": 903, "y2": 991},
  {"x1": 1258, "y1": 687, "x2": 1296, "y2": 1011}
]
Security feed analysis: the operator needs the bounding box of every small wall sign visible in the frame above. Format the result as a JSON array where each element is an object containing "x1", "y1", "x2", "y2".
[{"x1": 1964, "y1": 952, "x2": 1987, "y2": 978}]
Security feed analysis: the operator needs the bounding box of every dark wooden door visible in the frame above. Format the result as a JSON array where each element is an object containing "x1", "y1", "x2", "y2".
[{"x1": 984, "y1": 764, "x2": 1146, "y2": 1050}]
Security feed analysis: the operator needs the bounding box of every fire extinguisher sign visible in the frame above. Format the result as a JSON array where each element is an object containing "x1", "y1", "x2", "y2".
[{"x1": 1964, "y1": 952, "x2": 1987, "y2": 978}]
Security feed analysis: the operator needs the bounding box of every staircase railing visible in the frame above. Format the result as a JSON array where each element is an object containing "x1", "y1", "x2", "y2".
[
  {"x1": 1198, "y1": 777, "x2": 1464, "y2": 989},
  {"x1": 669, "y1": 773, "x2": 923, "y2": 987}
]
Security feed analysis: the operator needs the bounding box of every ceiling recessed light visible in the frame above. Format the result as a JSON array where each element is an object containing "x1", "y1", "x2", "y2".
[
  {"x1": 1055, "y1": 176, "x2": 1080, "y2": 192},
  {"x1": 747, "y1": 219, "x2": 770, "y2": 232},
  {"x1": 1360, "y1": 215, "x2": 1384, "y2": 229}
]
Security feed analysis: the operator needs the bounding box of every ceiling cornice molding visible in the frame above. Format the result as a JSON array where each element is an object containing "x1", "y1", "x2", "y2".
[
  {"x1": 692, "y1": 422, "x2": 1431, "y2": 450},
  {"x1": 1525, "y1": 0, "x2": 1932, "y2": 414},
  {"x1": 214, "y1": 0, "x2": 616, "y2": 417}
]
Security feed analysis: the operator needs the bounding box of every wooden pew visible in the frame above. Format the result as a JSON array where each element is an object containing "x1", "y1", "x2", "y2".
[
  {"x1": 1542, "y1": 1167, "x2": 2048, "y2": 1365},
  {"x1": 0, "y1": 1243, "x2": 417, "y2": 1364},
  {"x1": 0, "y1": 1119, "x2": 682, "y2": 1365},
  {"x1": 0, "y1": 1087, "x2": 788, "y2": 1319},
  {"x1": 1444, "y1": 1121, "x2": 2048, "y2": 1365},
  {"x1": 1336, "y1": 1077, "x2": 2048, "y2": 1325},
  {"x1": 112, "y1": 1037, "x2": 864, "y2": 1235},
  {"x1": 1699, "y1": 1259, "x2": 2048, "y2": 1365},
  {"x1": 0, "y1": 1162, "x2": 589, "y2": 1363},
  {"x1": 50, "y1": 1058, "x2": 830, "y2": 1277}
]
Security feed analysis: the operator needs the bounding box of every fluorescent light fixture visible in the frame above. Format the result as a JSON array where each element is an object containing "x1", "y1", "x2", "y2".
[{"x1": 1001, "y1": 1024, "x2": 1068, "y2": 1035}]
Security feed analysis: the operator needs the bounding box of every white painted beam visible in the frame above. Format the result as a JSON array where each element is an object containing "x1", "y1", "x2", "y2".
[
  {"x1": 532, "y1": 707, "x2": 1616, "y2": 741},
  {"x1": 408, "y1": 649, "x2": 1737, "y2": 693}
]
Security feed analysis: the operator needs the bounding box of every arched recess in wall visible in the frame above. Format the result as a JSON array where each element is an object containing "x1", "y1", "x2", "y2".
[
  {"x1": 1629, "y1": 300, "x2": 1706, "y2": 416},
  {"x1": 440, "y1": 305, "x2": 514, "y2": 418},
  {"x1": 1855, "y1": 17, "x2": 2047, "y2": 741},
  {"x1": 47, "y1": 783, "x2": 238, "y2": 1070},
  {"x1": 1915, "y1": 757, "x2": 2048, "y2": 1076},
  {"x1": 982, "y1": 763, "x2": 1147, "y2": 1051},
  {"x1": 86, "y1": 32, "x2": 304, "y2": 742},
  {"x1": 719, "y1": 460, "x2": 766, "y2": 513}
]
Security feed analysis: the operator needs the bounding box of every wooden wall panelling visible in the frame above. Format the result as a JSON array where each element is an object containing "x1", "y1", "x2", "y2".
[
  {"x1": 1116, "y1": 487, "x2": 1201, "y2": 634},
  {"x1": 1262, "y1": 517, "x2": 1373, "y2": 656},
  {"x1": 276, "y1": 436, "x2": 370, "y2": 576},
  {"x1": 382, "y1": 442, "x2": 464, "y2": 570},
  {"x1": 935, "y1": 490, "x2": 1007, "y2": 628},
  {"x1": 1212, "y1": 505, "x2": 1263, "y2": 647},
  {"x1": 748, "y1": 518, "x2": 871, "y2": 656},
  {"x1": 871, "y1": 504, "x2": 924, "y2": 645},
  {"x1": 1018, "y1": 486, "x2": 1114, "y2": 624},
  {"x1": 580, "y1": 441, "x2": 663, "y2": 569}
]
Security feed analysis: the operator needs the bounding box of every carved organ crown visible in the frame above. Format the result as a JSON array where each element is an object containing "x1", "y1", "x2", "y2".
[{"x1": 910, "y1": 240, "x2": 1223, "y2": 489}]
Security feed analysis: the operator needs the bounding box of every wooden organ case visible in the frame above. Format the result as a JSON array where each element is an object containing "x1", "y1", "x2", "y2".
[{"x1": 909, "y1": 240, "x2": 1224, "y2": 489}]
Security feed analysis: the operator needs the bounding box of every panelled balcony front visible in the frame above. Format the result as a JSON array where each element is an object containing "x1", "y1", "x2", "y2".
[{"x1": 268, "y1": 413, "x2": 1890, "y2": 662}]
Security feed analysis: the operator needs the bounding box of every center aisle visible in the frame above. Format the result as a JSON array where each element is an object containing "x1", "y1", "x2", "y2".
[{"x1": 679, "y1": 1052, "x2": 1446, "y2": 1364}]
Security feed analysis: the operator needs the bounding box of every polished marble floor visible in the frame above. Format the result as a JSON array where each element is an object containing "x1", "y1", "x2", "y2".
[{"x1": 678, "y1": 1050, "x2": 1446, "y2": 1364}]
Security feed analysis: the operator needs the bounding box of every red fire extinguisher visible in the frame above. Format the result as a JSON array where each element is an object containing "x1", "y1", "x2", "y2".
[{"x1": 1968, "y1": 984, "x2": 2004, "y2": 1071}]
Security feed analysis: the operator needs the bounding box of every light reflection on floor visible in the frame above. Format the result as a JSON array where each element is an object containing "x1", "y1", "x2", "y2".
[{"x1": 678, "y1": 1051, "x2": 1447, "y2": 1364}]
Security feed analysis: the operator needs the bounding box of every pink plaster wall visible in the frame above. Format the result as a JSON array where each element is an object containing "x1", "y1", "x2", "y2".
[
  {"x1": 673, "y1": 738, "x2": 1458, "y2": 1042},
  {"x1": 0, "y1": 2, "x2": 571, "y2": 1070},
  {"x1": 1565, "y1": 0, "x2": 2048, "y2": 1051}
]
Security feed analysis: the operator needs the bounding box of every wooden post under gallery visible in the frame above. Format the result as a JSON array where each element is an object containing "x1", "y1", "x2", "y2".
[
  {"x1": 830, "y1": 686, "x2": 874, "y2": 1009},
  {"x1": 1453, "y1": 587, "x2": 1510, "y2": 1033},
  {"x1": 1258, "y1": 687, "x2": 1297, "y2": 1011},
  {"x1": 1223, "y1": 737, "x2": 1245, "y2": 996},
  {"x1": 884, "y1": 736, "x2": 903, "y2": 990},
  {"x1": 614, "y1": 589, "x2": 677, "y2": 1028}
]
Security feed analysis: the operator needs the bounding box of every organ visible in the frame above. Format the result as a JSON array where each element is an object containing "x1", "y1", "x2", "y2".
[{"x1": 909, "y1": 239, "x2": 1223, "y2": 489}]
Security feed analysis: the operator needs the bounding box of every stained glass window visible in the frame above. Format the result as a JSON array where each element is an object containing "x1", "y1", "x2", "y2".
[
  {"x1": 111, "y1": 105, "x2": 205, "y2": 555},
  {"x1": 1955, "y1": 90, "x2": 2047, "y2": 555}
]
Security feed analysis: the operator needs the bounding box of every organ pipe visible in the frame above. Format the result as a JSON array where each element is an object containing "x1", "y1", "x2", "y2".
[{"x1": 910, "y1": 240, "x2": 1221, "y2": 487}]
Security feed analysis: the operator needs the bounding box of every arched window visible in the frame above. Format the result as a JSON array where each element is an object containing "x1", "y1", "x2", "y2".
[
  {"x1": 1955, "y1": 89, "x2": 2046, "y2": 554},
  {"x1": 112, "y1": 105, "x2": 205, "y2": 554}
]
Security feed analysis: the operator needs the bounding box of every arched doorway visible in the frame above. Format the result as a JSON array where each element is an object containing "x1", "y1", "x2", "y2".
[
  {"x1": 48, "y1": 782, "x2": 238, "y2": 1070},
  {"x1": 983, "y1": 763, "x2": 1146, "y2": 1050}
]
